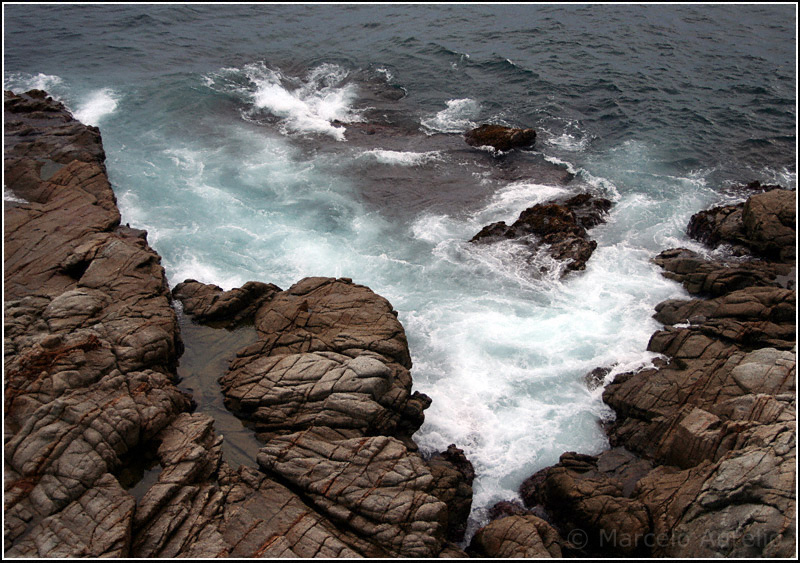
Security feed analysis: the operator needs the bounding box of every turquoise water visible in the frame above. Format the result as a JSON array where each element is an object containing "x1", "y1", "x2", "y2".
[{"x1": 5, "y1": 4, "x2": 795, "y2": 529}]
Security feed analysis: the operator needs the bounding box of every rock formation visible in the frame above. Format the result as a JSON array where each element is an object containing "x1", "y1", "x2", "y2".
[
  {"x1": 471, "y1": 185, "x2": 796, "y2": 557},
  {"x1": 464, "y1": 124, "x2": 537, "y2": 152},
  {"x1": 470, "y1": 193, "x2": 613, "y2": 275},
  {"x1": 3, "y1": 90, "x2": 473, "y2": 558}
]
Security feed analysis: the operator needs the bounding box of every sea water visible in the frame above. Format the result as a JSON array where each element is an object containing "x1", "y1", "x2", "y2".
[{"x1": 4, "y1": 3, "x2": 796, "y2": 533}]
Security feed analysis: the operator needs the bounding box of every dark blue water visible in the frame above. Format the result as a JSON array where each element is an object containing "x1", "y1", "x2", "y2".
[{"x1": 5, "y1": 3, "x2": 796, "y2": 534}]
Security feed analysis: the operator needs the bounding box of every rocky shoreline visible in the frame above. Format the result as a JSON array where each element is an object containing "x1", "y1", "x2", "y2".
[
  {"x1": 4, "y1": 90, "x2": 796, "y2": 558},
  {"x1": 471, "y1": 185, "x2": 796, "y2": 557},
  {"x1": 4, "y1": 90, "x2": 473, "y2": 558}
]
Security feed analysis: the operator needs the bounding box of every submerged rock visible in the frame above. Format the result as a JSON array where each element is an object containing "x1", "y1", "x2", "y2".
[{"x1": 464, "y1": 123, "x2": 537, "y2": 152}]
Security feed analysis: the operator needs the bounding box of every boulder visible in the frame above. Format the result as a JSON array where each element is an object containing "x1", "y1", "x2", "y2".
[
  {"x1": 221, "y1": 277, "x2": 431, "y2": 444},
  {"x1": 257, "y1": 427, "x2": 448, "y2": 558}
]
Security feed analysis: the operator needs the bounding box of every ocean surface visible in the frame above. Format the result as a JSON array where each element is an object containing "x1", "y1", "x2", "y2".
[{"x1": 5, "y1": 3, "x2": 796, "y2": 536}]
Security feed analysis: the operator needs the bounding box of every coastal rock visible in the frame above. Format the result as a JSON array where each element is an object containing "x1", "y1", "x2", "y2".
[
  {"x1": 257, "y1": 427, "x2": 448, "y2": 558},
  {"x1": 741, "y1": 188, "x2": 797, "y2": 262},
  {"x1": 217, "y1": 465, "x2": 370, "y2": 557},
  {"x1": 177, "y1": 276, "x2": 468, "y2": 557},
  {"x1": 468, "y1": 515, "x2": 563, "y2": 558},
  {"x1": 464, "y1": 124, "x2": 536, "y2": 152},
  {"x1": 508, "y1": 185, "x2": 796, "y2": 557},
  {"x1": 131, "y1": 413, "x2": 227, "y2": 558},
  {"x1": 172, "y1": 279, "x2": 281, "y2": 327},
  {"x1": 470, "y1": 193, "x2": 612, "y2": 274},
  {"x1": 687, "y1": 187, "x2": 796, "y2": 262},
  {"x1": 4, "y1": 91, "x2": 192, "y2": 557},
  {"x1": 5, "y1": 90, "x2": 468, "y2": 558},
  {"x1": 520, "y1": 452, "x2": 651, "y2": 556},
  {"x1": 426, "y1": 444, "x2": 475, "y2": 542},
  {"x1": 220, "y1": 277, "x2": 431, "y2": 444},
  {"x1": 4, "y1": 473, "x2": 135, "y2": 558},
  {"x1": 654, "y1": 248, "x2": 792, "y2": 296}
]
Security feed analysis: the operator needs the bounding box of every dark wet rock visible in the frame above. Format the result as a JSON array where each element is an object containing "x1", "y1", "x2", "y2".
[
  {"x1": 4, "y1": 90, "x2": 107, "y2": 196},
  {"x1": 471, "y1": 193, "x2": 612, "y2": 274},
  {"x1": 464, "y1": 124, "x2": 536, "y2": 152},
  {"x1": 519, "y1": 452, "x2": 651, "y2": 556},
  {"x1": 468, "y1": 514, "x2": 563, "y2": 558},
  {"x1": 172, "y1": 279, "x2": 281, "y2": 327},
  {"x1": 426, "y1": 444, "x2": 475, "y2": 543},
  {"x1": 584, "y1": 366, "x2": 612, "y2": 391},
  {"x1": 687, "y1": 187, "x2": 796, "y2": 262},
  {"x1": 487, "y1": 500, "x2": 533, "y2": 520},
  {"x1": 654, "y1": 248, "x2": 793, "y2": 295},
  {"x1": 562, "y1": 193, "x2": 614, "y2": 229}
]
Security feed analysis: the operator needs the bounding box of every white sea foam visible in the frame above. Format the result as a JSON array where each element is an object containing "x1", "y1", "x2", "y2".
[
  {"x1": 471, "y1": 181, "x2": 569, "y2": 226},
  {"x1": 73, "y1": 88, "x2": 119, "y2": 126},
  {"x1": 361, "y1": 149, "x2": 442, "y2": 166},
  {"x1": 4, "y1": 188, "x2": 28, "y2": 204},
  {"x1": 421, "y1": 98, "x2": 481, "y2": 134},
  {"x1": 4, "y1": 72, "x2": 63, "y2": 93},
  {"x1": 546, "y1": 132, "x2": 589, "y2": 152},
  {"x1": 213, "y1": 62, "x2": 364, "y2": 141}
]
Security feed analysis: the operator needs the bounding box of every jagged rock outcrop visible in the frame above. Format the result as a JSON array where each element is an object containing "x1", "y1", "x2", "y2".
[
  {"x1": 687, "y1": 187, "x2": 796, "y2": 262},
  {"x1": 176, "y1": 277, "x2": 473, "y2": 556},
  {"x1": 213, "y1": 277, "x2": 432, "y2": 446},
  {"x1": 464, "y1": 124, "x2": 536, "y2": 152},
  {"x1": 426, "y1": 444, "x2": 476, "y2": 543},
  {"x1": 4, "y1": 90, "x2": 191, "y2": 558},
  {"x1": 4, "y1": 90, "x2": 472, "y2": 558},
  {"x1": 480, "y1": 185, "x2": 797, "y2": 558},
  {"x1": 654, "y1": 248, "x2": 793, "y2": 297},
  {"x1": 470, "y1": 193, "x2": 612, "y2": 274}
]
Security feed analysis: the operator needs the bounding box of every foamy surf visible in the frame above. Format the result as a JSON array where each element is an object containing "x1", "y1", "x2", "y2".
[
  {"x1": 4, "y1": 71, "x2": 63, "y2": 93},
  {"x1": 361, "y1": 149, "x2": 443, "y2": 166},
  {"x1": 421, "y1": 98, "x2": 481, "y2": 134},
  {"x1": 206, "y1": 62, "x2": 363, "y2": 141},
  {"x1": 73, "y1": 88, "x2": 119, "y2": 126}
]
